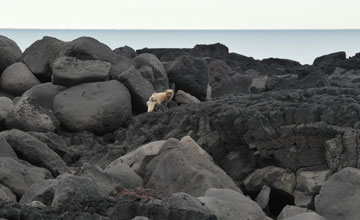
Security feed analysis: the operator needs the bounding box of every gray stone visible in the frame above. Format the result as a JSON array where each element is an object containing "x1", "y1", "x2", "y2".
[
  {"x1": 0, "y1": 62, "x2": 40, "y2": 96},
  {"x1": 117, "y1": 67, "x2": 155, "y2": 112},
  {"x1": 52, "y1": 56, "x2": 111, "y2": 87},
  {"x1": 25, "y1": 200, "x2": 47, "y2": 208},
  {"x1": 77, "y1": 163, "x2": 143, "y2": 196},
  {"x1": 133, "y1": 53, "x2": 169, "y2": 92},
  {"x1": 19, "y1": 179, "x2": 58, "y2": 206},
  {"x1": 294, "y1": 170, "x2": 332, "y2": 207},
  {"x1": 0, "y1": 184, "x2": 17, "y2": 202},
  {"x1": 145, "y1": 138, "x2": 240, "y2": 197},
  {"x1": 282, "y1": 212, "x2": 327, "y2": 220},
  {"x1": 175, "y1": 90, "x2": 201, "y2": 104},
  {"x1": 113, "y1": 46, "x2": 136, "y2": 59},
  {"x1": 1, "y1": 129, "x2": 69, "y2": 176},
  {"x1": 256, "y1": 185, "x2": 271, "y2": 209},
  {"x1": 179, "y1": 136, "x2": 214, "y2": 162},
  {"x1": 0, "y1": 97, "x2": 14, "y2": 124},
  {"x1": 249, "y1": 76, "x2": 268, "y2": 94},
  {"x1": 53, "y1": 80, "x2": 132, "y2": 133},
  {"x1": 0, "y1": 157, "x2": 52, "y2": 197},
  {"x1": 22, "y1": 36, "x2": 65, "y2": 81},
  {"x1": 0, "y1": 137, "x2": 17, "y2": 158},
  {"x1": 244, "y1": 166, "x2": 296, "y2": 195},
  {"x1": 107, "y1": 140, "x2": 166, "y2": 177},
  {"x1": 103, "y1": 162, "x2": 144, "y2": 189},
  {"x1": 131, "y1": 217, "x2": 149, "y2": 220},
  {"x1": 138, "y1": 66, "x2": 154, "y2": 82},
  {"x1": 315, "y1": 167, "x2": 360, "y2": 220},
  {"x1": 51, "y1": 173, "x2": 102, "y2": 208},
  {"x1": 5, "y1": 87, "x2": 60, "y2": 132},
  {"x1": 0, "y1": 35, "x2": 22, "y2": 73},
  {"x1": 168, "y1": 56, "x2": 209, "y2": 101},
  {"x1": 278, "y1": 205, "x2": 312, "y2": 220},
  {"x1": 198, "y1": 188, "x2": 266, "y2": 220},
  {"x1": 163, "y1": 192, "x2": 212, "y2": 215}
]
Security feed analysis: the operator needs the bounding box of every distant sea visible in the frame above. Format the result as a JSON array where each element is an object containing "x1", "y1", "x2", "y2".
[{"x1": 1, "y1": 29, "x2": 360, "y2": 64}]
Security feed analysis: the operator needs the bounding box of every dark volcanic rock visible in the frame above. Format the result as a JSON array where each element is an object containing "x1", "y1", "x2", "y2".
[
  {"x1": 52, "y1": 56, "x2": 111, "y2": 87},
  {"x1": 113, "y1": 46, "x2": 137, "y2": 59},
  {"x1": 197, "y1": 188, "x2": 267, "y2": 220},
  {"x1": 53, "y1": 80, "x2": 132, "y2": 133},
  {"x1": 6, "y1": 84, "x2": 62, "y2": 132},
  {"x1": 51, "y1": 173, "x2": 102, "y2": 209},
  {"x1": 133, "y1": 53, "x2": 169, "y2": 92},
  {"x1": 313, "y1": 51, "x2": 346, "y2": 74},
  {"x1": 58, "y1": 37, "x2": 134, "y2": 77},
  {"x1": 0, "y1": 137, "x2": 17, "y2": 158},
  {"x1": 315, "y1": 167, "x2": 360, "y2": 220},
  {"x1": 136, "y1": 48, "x2": 191, "y2": 62},
  {"x1": 0, "y1": 157, "x2": 52, "y2": 197},
  {"x1": 0, "y1": 62, "x2": 40, "y2": 96},
  {"x1": 168, "y1": 55, "x2": 209, "y2": 101},
  {"x1": 22, "y1": 36, "x2": 65, "y2": 81},
  {"x1": 190, "y1": 43, "x2": 229, "y2": 58},
  {"x1": 0, "y1": 97, "x2": 14, "y2": 130},
  {"x1": 19, "y1": 179, "x2": 58, "y2": 206},
  {"x1": 144, "y1": 138, "x2": 240, "y2": 197},
  {"x1": 1, "y1": 129, "x2": 69, "y2": 176},
  {"x1": 0, "y1": 35, "x2": 22, "y2": 73},
  {"x1": 117, "y1": 67, "x2": 155, "y2": 113}
]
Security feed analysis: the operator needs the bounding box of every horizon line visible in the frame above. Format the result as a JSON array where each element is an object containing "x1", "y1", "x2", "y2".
[{"x1": 1, "y1": 28, "x2": 360, "y2": 31}]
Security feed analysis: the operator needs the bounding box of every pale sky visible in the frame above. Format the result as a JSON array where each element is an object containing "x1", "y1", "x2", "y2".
[{"x1": 1, "y1": 0, "x2": 360, "y2": 29}]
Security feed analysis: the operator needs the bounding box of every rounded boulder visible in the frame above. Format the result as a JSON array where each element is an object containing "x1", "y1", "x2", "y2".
[{"x1": 53, "y1": 80, "x2": 132, "y2": 133}]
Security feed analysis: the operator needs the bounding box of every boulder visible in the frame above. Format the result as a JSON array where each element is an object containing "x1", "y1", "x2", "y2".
[
  {"x1": 244, "y1": 166, "x2": 296, "y2": 195},
  {"x1": 294, "y1": 170, "x2": 332, "y2": 207},
  {"x1": 133, "y1": 53, "x2": 169, "y2": 92},
  {"x1": 103, "y1": 162, "x2": 144, "y2": 188},
  {"x1": 313, "y1": 51, "x2": 346, "y2": 74},
  {"x1": 163, "y1": 192, "x2": 212, "y2": 216},
  {"x1": 5, "y1": 84, "x2": 61, "y2": 132},
  {"x1": 255, "y1": 185, "x2": 271, "y2": 209},
  {"x1": 0, "y1": 184, "x2": 16, "y2": 202},
  {"x1": 0, "y1": 137, "x2": 17, "y2": 158},
  {"x1": 52, "y1": 56, "x2": 111, "y2": 87},
  {"x1": 53, "y1": 80, "x2": 132, "y2": 133},
  {"x1": 19, "y1": 179, "x2": 58, "y2": 206},
  {"x1": 190, "y1": 43, "x2": 229, "y2": 58},
  {"x1": 117, "y1": 67, "x2": 155, "y2": 112},
  {"x1": 77, "y1": 163, "x2": 143, "y2": 196},
  {"x1": 175, "y1": 90, "x2": 201, "y2": 104},
  {"x1": 132, "y1": 217, "x2": 149, "y2": 220},
  {"x1": 0, "y1": 97, "x2": 14, "y2": 129},
  {"x1": 0, "y1": 157, "x2": 52, "y2": 197},
  {"x1": 0, "y1": 35, "x2": 22, "y2": 73},
  {"x1": 113, "y1": 46, "x2": 136, "y2": 59},
  {"x1": 282, "y1": 212, "x2": 327, "y2": 220},
  {"x1": 315, "y1": 167, "x2": 360, "y2": 220},
  {"x1": 197, "y1": 188, "x2": 267, "y2": 220},
  {"x1": 329, "y1": 67, "x2": 360, "y2": 88},
  {"x1": 107, "y1": 140, "x2": 166, "y2": 177},
  {"x1": 58, "y1": 37, "x2": 134, "y2": 77},
  {"x1": 138, "y1": 66, "x2": 155, "y2": 82},
  {"x1": 249, "y1": 76, "x2": 268, "y2": 93},
  {"x1": 179, "y1": 136, "x2": 214, "y2": 162},
  {"x1": 1, "y1": 129, "x2": 69, "y2": 176},
  {"x1": 278, "y1": 205, "x2": 312, "y2": 220},
  {"x1": 51, "y1": 173, "x2": 102, "y2": 208},
  {"x1": 168, "y1": 56, "x2": 209, "y2": 101},
  {"x1": 144, "y1": 138, "x2": 240, "y2": 197},
  {"x1": 0, "y1": 62, "x2": 40, "y2": 96},
  {"x1": 22, "y1": 36, "x2": 65, "y2": 81}
]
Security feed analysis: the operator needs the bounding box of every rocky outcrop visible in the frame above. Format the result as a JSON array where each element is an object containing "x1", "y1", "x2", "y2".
[
  {"x1": 53, "y1": 80, "x2": 132, "y2": 133},
  {"x1": 113, "y1": 46, "x2": 137, "y2": 59}
]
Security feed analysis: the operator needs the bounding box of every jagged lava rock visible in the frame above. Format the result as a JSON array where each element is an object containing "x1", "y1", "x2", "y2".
[
  {"x1": 144, "y1": 138, "x2": 240, "y2": 197},
  {"x1": 0, "y1": 157, "x2": 52, "y2": 197},
  {"x1": 168, "y1": 55, "x2": 209, "y2": 101},
  {"x1": 53, "y1": 80, "x2": 131, "y2": 133}
]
